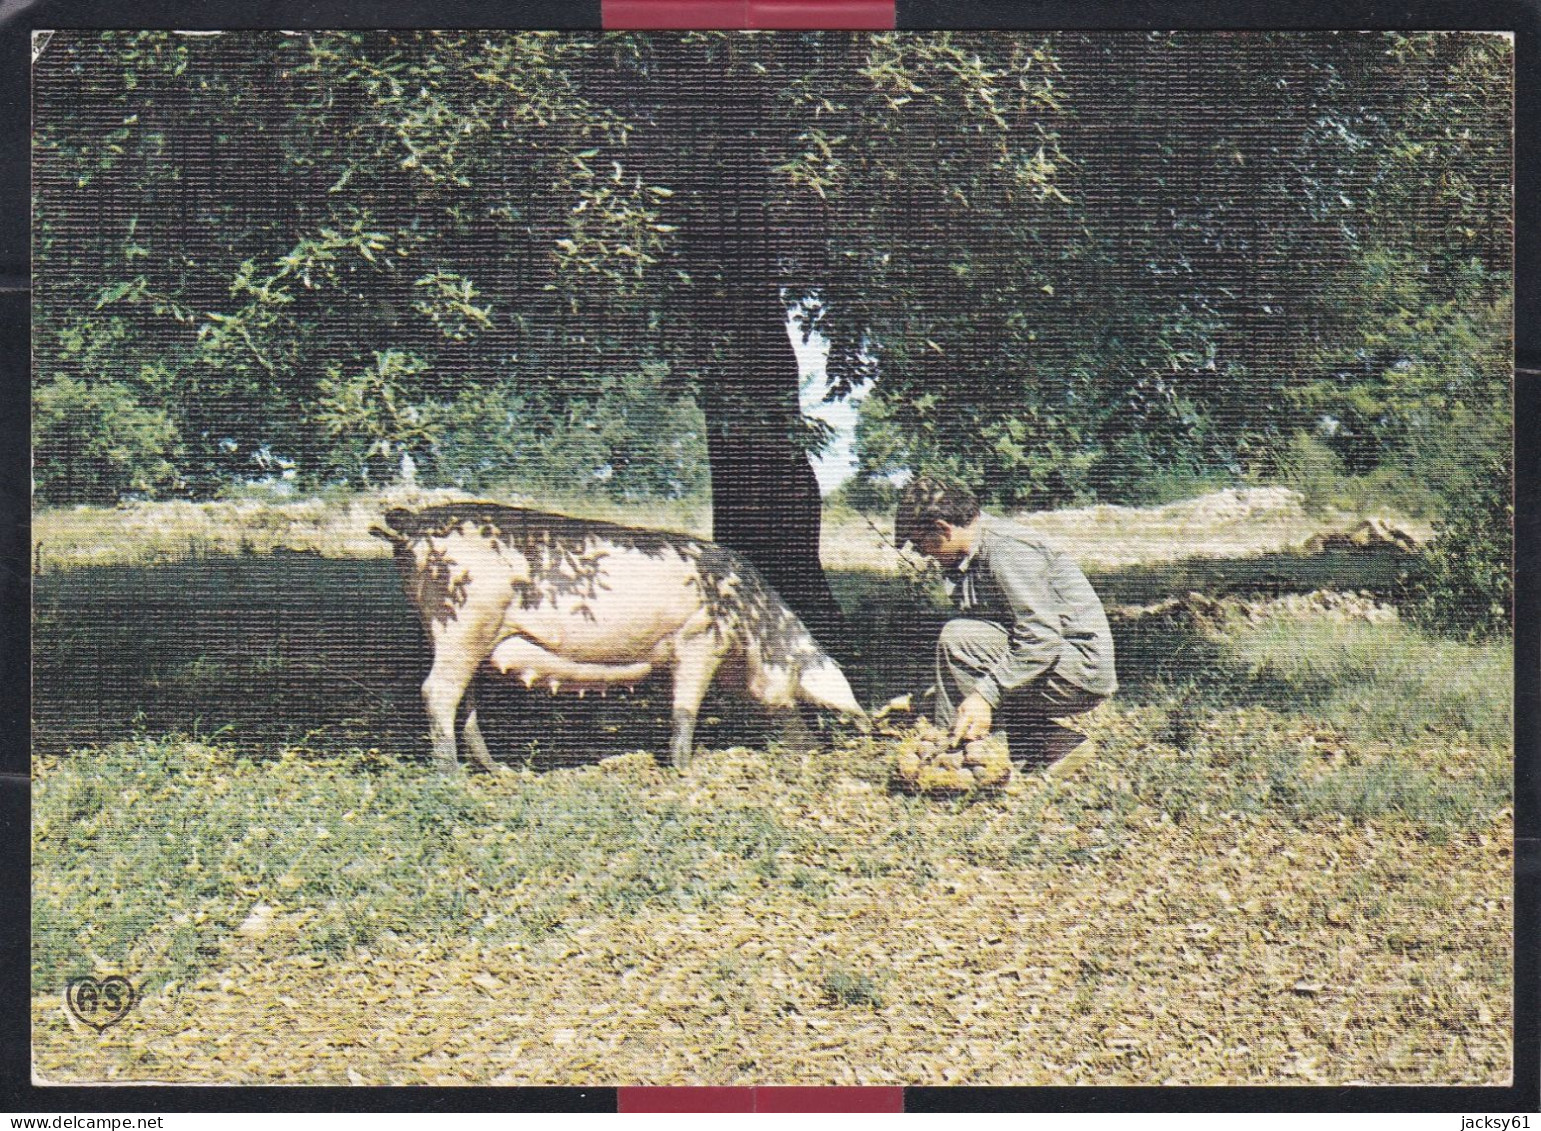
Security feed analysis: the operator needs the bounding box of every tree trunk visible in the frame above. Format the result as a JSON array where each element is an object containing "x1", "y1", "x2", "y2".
[
  {"x1": 703, "y1": 411, "x2": 845, "y2": 647},
  {"x1": 700, "y1": 317, "x2": 846, "y2": 647},
  {"x1": 671, "y1": 43, "x2": 845, "y2": 648}
]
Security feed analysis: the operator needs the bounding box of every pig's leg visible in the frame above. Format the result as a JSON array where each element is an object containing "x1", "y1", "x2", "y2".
[
  {"x1": 668, "y1": 635, "x2": 726, "y2": 771},
  {"x1": 422, "y1": 647, "x2": 480, "y2": 773},
  {"x1": 460, "y1": 683, "x2": 500, "y2": 773},
  {"x1": 669, "y1": 711, "x2": 696, "y2": 771},
  {"x1": 773, "y1": 706, "x2": 815, "y2": 754}
]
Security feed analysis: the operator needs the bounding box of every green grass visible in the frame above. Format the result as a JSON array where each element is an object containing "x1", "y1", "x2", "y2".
[
  {"x1": 822, "y1": 967, "x2": 887, "y2": 1010},
  {"x1": 1109, "y1": 693, "x2": 1509, "y2": 832},
  {"x1": 33, "y1": 665, "x2": 1510, "y2": 999},
  {"x1": 30, "y1": 738, "x2": 817, "y2": 991},
  {"x1": 1226, "y1": 616, "x2": 1512, "y2": 747},
  {"x1": 1293, "y1": 758, "x2": 1506, "y2": 829}
]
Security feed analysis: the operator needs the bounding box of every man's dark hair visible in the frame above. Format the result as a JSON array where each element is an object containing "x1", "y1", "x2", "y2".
[{"x1": 894, "y1": 475, "x2": 981, "y2": 550}]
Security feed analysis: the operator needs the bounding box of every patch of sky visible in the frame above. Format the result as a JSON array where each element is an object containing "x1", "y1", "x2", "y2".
[{"x1": 787, "y1": 307, "x2": 862, "y2": 496}]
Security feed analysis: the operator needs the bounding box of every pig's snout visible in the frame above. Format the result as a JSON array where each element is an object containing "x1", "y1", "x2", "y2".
[{"x1": 796, "y1": 661, "x2": 867, "y2": 727}]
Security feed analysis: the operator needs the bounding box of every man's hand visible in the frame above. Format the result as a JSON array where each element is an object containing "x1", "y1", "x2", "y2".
[{"x1": 949, "y1": 692, "x2": 994, "y2": 746}]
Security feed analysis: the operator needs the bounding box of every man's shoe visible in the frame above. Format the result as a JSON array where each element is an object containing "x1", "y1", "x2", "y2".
[
  {"x1": 1042, "y1": 736, "x2": 1095, "y2": 779},
  {"x1": 1013, "y1": 722, "x2": 1095, "y2": 778}
]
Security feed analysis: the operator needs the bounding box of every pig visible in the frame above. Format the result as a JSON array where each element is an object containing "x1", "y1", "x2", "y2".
[{"x1": 372, "y1": 503, "x2": 867, "y2": 772}]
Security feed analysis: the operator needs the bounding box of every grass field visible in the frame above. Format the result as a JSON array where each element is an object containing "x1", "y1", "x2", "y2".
[{"x1": 31, "y1": 488, "x2": 1512, "y2": 1085}]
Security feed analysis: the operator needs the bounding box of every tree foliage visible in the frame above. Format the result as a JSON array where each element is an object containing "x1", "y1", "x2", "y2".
[
  {"x1": 32, "y1": 30, "x2": 1512, "y2": 636},
  {"x1": 34, "y1": 31, "x2": 704, "y2": 502},
  {"x1": 855, "y1": 32, "x2": 1511, "y2": 512}
]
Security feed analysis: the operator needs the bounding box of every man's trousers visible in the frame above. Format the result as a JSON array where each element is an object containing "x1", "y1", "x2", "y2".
[{"x1": 934, "y1": 617, "x2": 1104, "y2": 763}]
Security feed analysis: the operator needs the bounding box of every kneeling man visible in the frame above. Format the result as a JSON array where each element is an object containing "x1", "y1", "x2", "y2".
[{"x1": 894, "y1": 476, "x2": 1117, "y2": 770}]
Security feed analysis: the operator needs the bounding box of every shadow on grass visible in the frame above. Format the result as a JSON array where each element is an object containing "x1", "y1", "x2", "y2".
[
  {"x1": 834, "y1": 544, "x2": 1418, "y2": 713},
  {"x1": 1089, "y1": 547, "x2": 1413, "y2": 607},
  {"x1": 32, "y1": 544, "x2": 1415, "y2": 765},
  {"x1": 33, "y1": 551, "x2": 855, "y2": 767},
  {"x1": 832, "y1": 570, "x2": 1233, "y2": 713}
]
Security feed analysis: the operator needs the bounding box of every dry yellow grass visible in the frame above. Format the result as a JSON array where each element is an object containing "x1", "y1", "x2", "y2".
[
  {"x1": 820, "y1": 487, "x2": 1433, "y2": 574},
  {"x1": 35, "y1": 485, "x2": 1419, "y2": 577},
  {"x1": 31, "y1": 487, "x2": 711, "y2": 573}
]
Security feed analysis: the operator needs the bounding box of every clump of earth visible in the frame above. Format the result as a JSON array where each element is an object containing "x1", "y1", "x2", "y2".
[{"x1": 891, "y1": 718, "x2": 1013, "y2": 794}]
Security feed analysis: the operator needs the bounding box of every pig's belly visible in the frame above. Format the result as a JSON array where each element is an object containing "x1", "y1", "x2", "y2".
[
  {"x1": 501, "y1": 554, "x2": 703, "y2": 664},
  {"x1": 489, "y1": 576, "x2": 700, "y2": 690},
  {"x1": 486, "y1": 635, "x2": 654, "y2": 691}
]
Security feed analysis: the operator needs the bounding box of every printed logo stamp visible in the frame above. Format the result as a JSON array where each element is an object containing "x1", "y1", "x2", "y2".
[{"x1": 65, "y1": 975, "x2": 137, "y2": 1031}]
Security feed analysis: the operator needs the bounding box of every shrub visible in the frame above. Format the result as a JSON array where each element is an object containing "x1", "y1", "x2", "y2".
[
  {"x1": 1403, "y1": 457, "x2": 1512, "y2": 640},
  {"x1": 825, "y1": 474, "x2": 899, "y2": 515},
  {"x1": 33, "y1": 375, "x2": 180, "y2": 504}
]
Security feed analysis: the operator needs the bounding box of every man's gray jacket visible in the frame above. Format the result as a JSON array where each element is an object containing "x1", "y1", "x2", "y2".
[{"x1": 943, "y1": 513, "x2": 1118, "y2": 707}]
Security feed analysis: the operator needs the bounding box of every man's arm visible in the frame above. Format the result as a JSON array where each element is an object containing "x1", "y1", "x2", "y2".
[{"x1": 970, "y1": 537, "x2": 1065, "y2": 709}]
